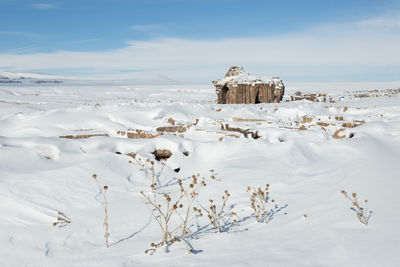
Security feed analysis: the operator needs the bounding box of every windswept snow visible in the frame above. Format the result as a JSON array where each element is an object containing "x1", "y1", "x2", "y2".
[{"x1": 0, "y1": 80, "x2": 399, "y2": 266}]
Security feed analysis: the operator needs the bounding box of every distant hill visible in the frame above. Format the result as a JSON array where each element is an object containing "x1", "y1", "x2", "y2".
[
  {"x1": 0, "y1": 70, "x2": 181, "y2": 85},
  {"x1": 0, "y1": 70, "x2": 67, "y2": 84}
]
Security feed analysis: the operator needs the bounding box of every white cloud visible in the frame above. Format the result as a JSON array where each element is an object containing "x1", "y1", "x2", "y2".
[
  {"x1": 357, "y1": 15, "x2": 400, "y2": 30},
  {"x1": 31, "y1": 3, "x2": 56, "y2": 9},
  {"x1": 1, "y1": 14, "x2": 400, "y2": 81}
]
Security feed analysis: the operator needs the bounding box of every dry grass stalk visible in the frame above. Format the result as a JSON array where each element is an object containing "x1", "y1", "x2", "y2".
[
  {"x1": 175, "y1": 174, "x2": 206, "y2": 237},
  {"x1": 52, "y1": 211, "x2": 71, "y2": 228},
  {"x1": 92, "y1": 174, "x2": 110, "y2": 248},
  {"x1": 128, "y1": 154, "x2": 165, "y2": 190},
  {"x1": 246, "y1": 184, "x2": 275, "y2": 223},
  {"x1": 196, "y1": 189, "x2": 238, "y2": 232},
  {"x1": 141, "y1": 190, "x2": 184, "y2": 254},
  {"x1": 341, "y1": 190, "x2": 372, "y2": 226},
  {"x1": 141, "y1": 170, "x2": 218, "y2": 254}
]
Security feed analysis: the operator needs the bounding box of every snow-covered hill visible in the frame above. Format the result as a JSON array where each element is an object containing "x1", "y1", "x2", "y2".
[
  {"x1": 0, "y1": 70, "x2": 71, "y2": 80},
  {"x1": 0, "y1": 82, "x2": 399, "y2": 266},
  {"x1": 0, "y1": 70, "x2": 180, "y2": 85}
]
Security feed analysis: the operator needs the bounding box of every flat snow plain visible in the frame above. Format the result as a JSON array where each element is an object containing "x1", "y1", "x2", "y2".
[{"x1": 0, "y1": 81, "x2": 399, "y2": 267}]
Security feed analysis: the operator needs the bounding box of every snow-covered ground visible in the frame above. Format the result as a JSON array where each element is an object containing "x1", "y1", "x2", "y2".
[{"x1": 0, "y1": 78, "x2": 399, "y2": 266}]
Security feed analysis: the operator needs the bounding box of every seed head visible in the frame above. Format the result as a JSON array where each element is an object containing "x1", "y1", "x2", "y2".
[
  {"x1": 92, "y1": 174, "x2": 97, "y2": 179},
  {"x1": 103, "y1": 185, "x2": 108, "y2": 190}
]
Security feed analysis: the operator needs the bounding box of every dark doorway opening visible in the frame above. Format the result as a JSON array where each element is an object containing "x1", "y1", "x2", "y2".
[
  {"x1": 255, "y1": 87, "x2": 261, "y2": 104},
  {"x1": 220, "y1": 85, "x2": 229, "y2": 104}
]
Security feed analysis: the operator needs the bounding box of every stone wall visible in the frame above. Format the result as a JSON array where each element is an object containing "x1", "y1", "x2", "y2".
[{"x1": 217, "y1": 83, "x2": 279, "y2": 104}]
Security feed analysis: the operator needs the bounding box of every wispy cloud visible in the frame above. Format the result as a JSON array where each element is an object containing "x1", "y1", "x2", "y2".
[
  {"x1": 357, "y1": 15, "x2": 400, "y2": 30},
  {"x1": 31, "y1": 3, "x2": 56, "y2": 10},
  {"x1": 130, "y1": 24, "x2": 164, "y2": 32},
  {"x1": 5, "y1": 45, "x2": 41, "y2": 54},
  {"x1": 1, "y1": 14, "x2": 400, "y2": 81}
]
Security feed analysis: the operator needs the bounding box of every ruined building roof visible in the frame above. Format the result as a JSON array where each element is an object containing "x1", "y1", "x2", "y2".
[{"x1": 213, "y1": 66, "x2": 283, "y2": 87}]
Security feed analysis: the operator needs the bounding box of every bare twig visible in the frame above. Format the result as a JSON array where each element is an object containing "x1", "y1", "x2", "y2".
[
  {"x1": 341, "y1": 190, "x2": 372, "y2": 226},
  {"x1": 52, "y1": 211, "x2": 71, "y2": 228},
  {"x1": 196, "y1": 190, "x2": 238, "y2": 232},
  {"x1": 92, "y1": 174, "x2": 110, "y2": 248},
  {"x1": 246, "y1": 184, "x2": 275, "y2": 223}
]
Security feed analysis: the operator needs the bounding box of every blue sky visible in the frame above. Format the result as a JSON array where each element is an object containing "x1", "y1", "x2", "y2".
[{"x1": 1, "y1": 0, "x2": 400, "y2": 82}]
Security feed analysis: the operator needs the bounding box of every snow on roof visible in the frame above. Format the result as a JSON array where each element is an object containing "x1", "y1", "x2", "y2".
[{"x1": 214, "y1": 66, "x2": 283, "y2": 86}]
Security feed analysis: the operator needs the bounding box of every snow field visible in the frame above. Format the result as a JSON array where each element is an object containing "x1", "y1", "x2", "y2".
[{"x1": 0, "y1": 82, "x2": 399, "y2": 266}]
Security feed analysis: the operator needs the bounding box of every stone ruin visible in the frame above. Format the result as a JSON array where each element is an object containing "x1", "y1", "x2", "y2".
[{"x1": 213, "y1": 66, "x2": 285, "y2": 104}]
